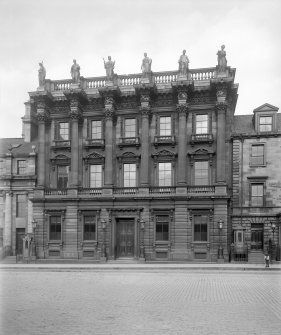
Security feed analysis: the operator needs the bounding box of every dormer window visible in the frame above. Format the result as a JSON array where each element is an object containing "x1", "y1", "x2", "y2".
[{"x1": 259, "y1": 116, "x2": 272, "y2": 132}]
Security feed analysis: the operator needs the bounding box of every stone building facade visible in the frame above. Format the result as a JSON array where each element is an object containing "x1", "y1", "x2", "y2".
[
  {"x1": 5, "y1": 50, "x2": 279, "y2": 263},
  {"x1": 231, "y1": 103, "x2": 281, "y2": 262}
]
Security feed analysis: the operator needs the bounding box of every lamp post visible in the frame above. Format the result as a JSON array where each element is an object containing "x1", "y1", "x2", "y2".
[
  {"x1": 101, "y1": 219, "x2": 107, "y2": 259},
  {"x1": 32, "y1": 219, "x2": 37, "y2": 260},
  {"x1": 139, "y1": 219, "x2": 145, "y2": 260},
  {"x1": 218, "y1": 219, "x2": 224, "y2": 260},
  {"x1": 271, "y1": 222, "x2": 276, "y2": 262}
]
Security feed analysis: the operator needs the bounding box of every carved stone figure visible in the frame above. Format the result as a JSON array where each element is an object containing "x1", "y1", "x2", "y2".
[
  {"x1": 141, "y1": 53, "x2": 152, "y2": 76},
  {"x1": 71, "y1": 59, "x2": 80, "y2": 83},
  {"x1": 178, "y1": 50, "x2": 189, "y2": 75},
  {"x1": 103, "y1": 56, "x2": 115, "y2": 81},
  {"x1": 38, "y1": 62, "x2": 46, "y2": 87},
  {"x1": 217, "y1": 45, "x2": 227, "y2": 72}
]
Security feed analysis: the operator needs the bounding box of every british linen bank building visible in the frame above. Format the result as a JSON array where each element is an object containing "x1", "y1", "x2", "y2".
[{"x1": 2, "y1": 48, "x2": 240, "y2": 262}]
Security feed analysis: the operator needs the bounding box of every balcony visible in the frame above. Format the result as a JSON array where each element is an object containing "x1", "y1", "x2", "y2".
[
  {"x1": 84, "y1": 139, "x2": 105, "y2": 150},
  {"x1": 113, "y1": 187, "x2": 139, "y2": 195},
  {"x1": 45, "y1": 188, "x2": 67, "y2": 196},
  {"x1": 51, "y1": 140, "x2": 71, "y2": 152},
  {"x1": 154, "y1": 136, "x2": 176, "y2": 148},
  {"x1": 78, "y1": 188, "x2": 102, "y2": 196},
  {"x1": 149, "y1": 187, "x2": 176, "y2": 194},
  {"x1": 187, "y1": 186, "x2": 215, "y2": 195},
  {"x1": 118, "y1": 137, "x2": 140, "y2": 149},
  {"x1": 190, "y1": 134, "x2": 213, "y2": 146}
]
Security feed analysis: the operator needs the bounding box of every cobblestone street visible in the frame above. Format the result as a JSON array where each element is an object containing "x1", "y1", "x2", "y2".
[{"x1": 1, "y1": 269, "x2": 281, "y2": 335}]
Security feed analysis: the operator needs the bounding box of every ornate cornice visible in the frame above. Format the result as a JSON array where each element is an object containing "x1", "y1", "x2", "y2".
[
  {"x1": 176, "y1": 103, "x2": 189, "y2": 115},
  {"x1": 104, "y1": 107, "x2": 114, "y2": 120},
  {"x1": 139, "y1": 105, "x2": 151, "y2": 117},
  {"x1": 215, "y1": 101, "x2": 228, "y2": 113}
]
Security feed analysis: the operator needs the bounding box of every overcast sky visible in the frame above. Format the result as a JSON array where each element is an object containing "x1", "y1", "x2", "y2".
[{"x1": 0, "y1": 0, "x2": 280, "y2": 138}]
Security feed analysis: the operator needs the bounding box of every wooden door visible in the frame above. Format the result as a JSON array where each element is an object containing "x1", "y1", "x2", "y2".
[
  {"x1": 116, "y1": 219, "x2": 134, "y2": 258},
  {"x1": 251, "y1": 230, "x2": 263, "y2": 250},
  {"x1": 16, "y1": 228, "x2": 25, "y2": 255}
]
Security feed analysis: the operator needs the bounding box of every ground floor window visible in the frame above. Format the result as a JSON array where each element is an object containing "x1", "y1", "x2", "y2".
[
  {"x1": 156, "y1": 215, "x2": 169, "y2": 241},
  {"x1": 194, "y1": 214, "x2": 208, "y2": 241},
  {"x1": 84, "y1": 216, "x2": 96, "y2": 240},
  {"x1": 50, "y1": 216, "x2": 61, "y2": 240}
]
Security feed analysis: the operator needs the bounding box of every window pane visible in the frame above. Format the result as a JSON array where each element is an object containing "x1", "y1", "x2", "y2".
[
  {"x1": 196, "y1": 114, "x2": 208, "y2": 134},
  {"x1": 194, "y1": 161, "x2": 209, "y2": 185},
  {"x1": 125, "y1": 119, "x2": 136, "y2": 138},
  {"x1": 57, "y1": 165, "x2": 69, "y2": 189},
  {"x1": 123, "y1": 164, "x2": 136, "y2": 187},
  {"x1": 251, "y1": 184, "x2": 264, "y2": 206},
  {"x1": 159, "y1": 162, "x2": 172, "y2": 186},
  {"x1": 84, "y1": 216, "x2": 96, "y2": 240},
  {"x1": 16, "y1": 194, "x2": 26, "y2": 217},
  {"x1": 50, "y1": 216, "x2": 61, "y2": 240},
  {"x1": 91, "y1": 121, "x2": 102, "y2": 139},
  {"x1": 251, "y1": 145, "x2": 264, "y2": 165},
  {"x1": 194, "y1": 215, "x2": 208, "y2": 241},
  {"x1": 259, "y1": 116, "x2": 272, "y2": 132},
  {"x1": 160, "y1": 117, "x2": 171, "y2": 136},
  {"x1": 59, "y1": 123, "x2": 69, "y2": 140},
  {"x1": 90, "y1": 165, "x2": 102, "y2": 187},
  {"x1": 17, "y1": 160, "x2": 26, "y2": 174}
]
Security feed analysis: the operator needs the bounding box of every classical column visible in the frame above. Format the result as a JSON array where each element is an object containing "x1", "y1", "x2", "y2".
[
  {"x1": 176, "y1": 103, "x2": 188, "y2": 185},
  {"x1": 36, "y1": 103, "x2": 49, "y2": 187},
  {"x1": 104, "y1": 100, "x2": 114, "y2": 187},
  {"x1": 216, "y1": 102, "x2": 227, "y2": 183},
  {"x1": 139, "y1": 97, "x2": 151, "y2": 187},
  {"x1": 69, "y1": 99, "x2": 82, "y2": 187},
  {"x1": 4, "y1": 191, "x2": 13, "y2": 255}
]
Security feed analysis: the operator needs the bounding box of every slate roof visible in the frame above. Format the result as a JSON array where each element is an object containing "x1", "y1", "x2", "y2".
[{"x1": 0, "y1": 138, "x2": 37, "y2": 157}]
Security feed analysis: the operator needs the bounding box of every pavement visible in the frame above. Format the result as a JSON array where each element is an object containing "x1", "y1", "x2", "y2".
[{"x1": 1, "y1": 260, "x2": 281, "y2": 271}]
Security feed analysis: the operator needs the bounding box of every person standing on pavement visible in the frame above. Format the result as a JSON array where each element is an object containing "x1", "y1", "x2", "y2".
[{"x1": 264, "y1": 253, "x2": 270, "y2": 268}]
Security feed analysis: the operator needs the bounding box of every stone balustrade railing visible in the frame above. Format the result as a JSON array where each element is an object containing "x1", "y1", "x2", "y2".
[
  {"x1": 187, "y1": 186, "x2": 215, "y2": 194},
  {"x1": 43, "y1": 67, "x2": 234, "y2": 92}
]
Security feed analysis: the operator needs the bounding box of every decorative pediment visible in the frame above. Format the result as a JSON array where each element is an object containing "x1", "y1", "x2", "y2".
[
  {"x1": 188, "y1": 148, "x2": 214, "y2": 166},
  {"x1": 117, "y1": 151, "x2": 140, "y2": 168},
  {"x1": 253, "y1": 103, "x2": 279, "y2": 113},
  {"x1": 152, "y1": 149, "x2": 176, "y2": 158},
  {"x1": 83, "y1": 151, "x2": 104, "y2": 169},
  {"x1": 50, "y1": 154, "x2": 70, "y2": 170},
  {"x1": 85, "y1": 152, "x2": 104, "y2": 160}
]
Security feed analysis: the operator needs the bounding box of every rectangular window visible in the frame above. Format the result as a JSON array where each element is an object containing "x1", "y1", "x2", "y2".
[
  {"x1": 58, "y1": 122, "x2": 69, "y2": 140},
  {"x1": 123, "y1": 163, "x2": 136, "y2": 187},
  {"x1": 251, "y1": 184, "x2": 264, "y2": 206},
  {"x1": 57, "y1": 165, "x2": 69, "y2": 189},
  {"x1": 156, "y1": 215, "x2": 169, "y2": 241},
  {"x1": 124, "y1": 119, "x2": 136, "y2": 138},
  {"x1": 90, "y1": 165, "x2": 102, "y2": 188},
  {"x1": 17, "y1": 160, "x2": 26, "y2": 174},
  {"x1": 0, "y1": 160, "x2": 4, "y2": 175},
  {"x1": 159, "y1": 116, "x2": 171, "y2": 136},
  {"x1": 194, "y1": 215, "x2": 208, "y2": 241},
  {"x1": 16, "y1": 194, "x2": 26, "y2": 217},
  {"x1": 251, "y1": 144, "x2": 264, "y2": 166},
  {"x1": 259, "y1": 116, "x2": 272, "y2": 132},
  {"x1": 194, "y1": 161, "x2": 209, "y2": 185},
  {"x1": 84, "y1": 216, "x2": 96, "y2": 240},
  {"x1": 50, "y1": 216, "x2": 61, "y2": 240},
  {"x1": 158, "y1": 162, "x2": 172, "y2": 186},
  {"x1": 91, "y1": 120, "x2": 102, "y2": 139},
  {"x1": 196, "y1": 114, "x2": 208, "y2": 134}
]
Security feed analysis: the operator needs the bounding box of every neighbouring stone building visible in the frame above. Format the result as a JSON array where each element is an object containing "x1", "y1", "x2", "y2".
[
  {"x1": 231, "y1": 103, "x2": 281, "y2": 262},
  {"x1": 0, "y1": 47, "x2": 280, "y2": 262}
]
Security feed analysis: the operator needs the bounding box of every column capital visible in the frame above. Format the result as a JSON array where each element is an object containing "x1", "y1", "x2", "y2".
[
  {"x1": 215, "y1": 101, "x2": 228, "y2": 113},
  {"x1": 176, "y1": 103, "x2": 189, "y2": 115},
  {"x1": 36, "y1": 108, "x2": 50, "y2": 123},
  {"x1": 139, "y1": 105, "x2": 151, "y2": 117},
  {"x1": 104, "y1": 107, "x2": 115, "y2": 120}
]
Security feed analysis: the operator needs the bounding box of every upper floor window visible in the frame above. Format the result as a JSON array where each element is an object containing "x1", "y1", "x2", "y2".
[
  {"x1": 49, "y1": 216, "x2": 61, "y2": 240},
  {"x1": 16, "y1": 194, "x2": 26, "y2": 217},
  {"x1": 155, "y1": 215, "x2": 169, "y2": 241},
  {"x1": 158, "y1": 162, "x2": 172, "y2": 186},
  {"x1": 194, "y1": 214, "x2": 208, "y2": 242},
  {"x1": 91, "y1": 120, "x2": 102, "y2": 139},
  {"x1": 160, "y1": 116, "x2": 171, "y2": 136},
  {"x1": 84, "y1": 216, "x2": 96, "y2": 241},
  {"x1": 259, "y1": 116, "x2": 272, "y2": 132},
  {"x1": 58, "y1": 122, "x2": 69, "y2": 140},
  {"x1": 194, "y1": 161, "x2": 209, "y2": 185},
  {"x1": 57, "y1": 165, "x2": 69, "y2": 189},
  {"x1": 17, "y1": 160, "x2": 26, "y2": 174},
  {"x1": 90, "y1": 164, "x2": 102, "y2": 188},
  {"x1": 123, "y1": 163, "x2": 136, "y2": 187},
  {"x1": 124, "y1": 119, "x2": 136, "y2": 138},
  {"x1": 251, "y1": 183, "x2": 264, "y2": 207},
  {"x1": 0, "y1": 160, "x2": 4, "y2": 175},
  {"x1": 251, "y1": 144, "x2": 265, "y2": 166},
  {"x1": 196, "y1": 114, "x2": 208, "y2": 134}
]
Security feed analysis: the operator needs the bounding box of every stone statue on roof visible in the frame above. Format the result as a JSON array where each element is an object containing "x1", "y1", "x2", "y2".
[
  {"x1": 217, "y1": 45, "x2": 227, "y2": 72},
  {"x1": 38, "y1": 62, "x2": 46, "y2": 87},
  {"x1": 103, "y1": 56, "x2": 115, "y2": 81},
  {"x1": 141, "y1": 52, "x2": 152, "y2": 76},
  {"x1": 71, "y1": 59, "x2": 80, "y2": 83},
  {"x1": 178, "y1": 50, "x2": 189, "y2": 75}
]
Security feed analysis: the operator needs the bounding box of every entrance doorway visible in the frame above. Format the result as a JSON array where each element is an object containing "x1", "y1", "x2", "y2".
[
  {"x1": 116, "y1": 219, "x2": 135, "y2": 258},
  {"x1": 16, "y1": 228, "x2": 25, "y2": 255},
  {"x1": 251, "y1": 229, "x2": 263, "y2": 250}
]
